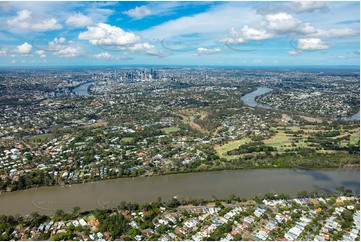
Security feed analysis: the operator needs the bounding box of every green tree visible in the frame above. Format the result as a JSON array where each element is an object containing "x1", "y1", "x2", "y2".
[{"x1": 72, "y1": 206, "x2": 81, "y2": 218}]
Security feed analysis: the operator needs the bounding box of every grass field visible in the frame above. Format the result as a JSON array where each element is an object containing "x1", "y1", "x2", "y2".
[
  {"x1": 216, "y1": 124, "x2": 360, "y2": 161},
  {"x1": 300, "y1": 116, "x2": 323, "y2": 123},
  {"x1": 74, "y1": 142, "x2": 86, "y2": 146},
  {"x1": 349, "y1": 130, "x2": 360, "y2": 144},
  {"x1": 161, "y1": 126, "x2": 180, "y2": 134},
  {"x1": 263, "y1": 130, "x2": 308, "y2": 150},
  {"x1": 28, "y1": 133, "x2": 53, "y2": 142},
  {"x1": 121, "y1": 137, "x2": 134, "y2": 143},
  {"x1": 263, "y1": 133, "x2": 290, "y2": 147},
  {"x1": 215, "y1": 138, "x2": 251, "y2": 159}
]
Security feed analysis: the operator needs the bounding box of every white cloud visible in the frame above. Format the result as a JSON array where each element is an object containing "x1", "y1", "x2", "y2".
[
  {"x1": 287, "y1": 50, "x2": 301, "y2": 55},
  {"x1": 123, "y1": 6, "x2": 152, "y2": 19},
  {"x1": 223, "y1": 12, "x2": 320, "y2": 46},
  {"x1": 0, "y1": 47, "x2": 8, "y2": 57},
  {"x1": 36, "y1": 50, "x2": 46, "y2": 58},
  {"x1": 50, "y1": 37, "x2": 66, "y2": 45},
  {"x1": 225, "y1": 26, "x2": 274, "y2": 44},
  {"x1": 94, "y1": 52, "x2": 113, "y2": 60},
  {"x1": 32, "y1": 18, "x2": 62, "y2": 31},
  {"x1": 125, "y1": 43, "x2": 166, "y2": 56},
  {"x1": 32, "y1": 37, "x2": 75, "y2": 53},
  {"x1": 54, "y1": 46, "x2": 84, "y2": 58},
  {"x1": 14, "y1": 42, "x2": 32, "y2": 55},
  {"x1": 291, "y1": 1, "x2": 329, "y2": 13},
  {"x1": 79, "y1": 23, "x2": 141, "y2": 46},
  {"x1": 297, "y1": 38, "x2": 329, "y2": 50},
  {"x1": 6, "y1": 9, "x2": 31, "y2": 29},
  {"x1": 256, "y1": 1, "x2": 329, "y2": 15},
  {"x1": 141, "y1": 3, "x2": 262, "y2": 40},
  {"x1": 79, "y1": 23, "x2": 165, "y2": 56},
  {"x1": 311, "y1": 28, "x2": 359, "y2": 38},
  {"x1": 239, "y1": 26, "x2": 274, "y2": 41},
  {"x1": 66, "y1": 13, "x2": 93, "y2": 27},
  {"x1": 84, "y1": 7, "x2": 114, "y2": 24},
  {"x1": 265, "y1": 13, "x2": 317, "y2": 35},
  {"x1": 48, "y1": 37, "x2": 72, "y2": 51},
  {"x1": 195, "y1": 47, "x2": 222, "y2": 55},
  {"x1": 223, "y1": 10, "x2": 358, "y2": 49},
  {"x1": 7, "y1": 9, "x2": 62, "y2": 32}
]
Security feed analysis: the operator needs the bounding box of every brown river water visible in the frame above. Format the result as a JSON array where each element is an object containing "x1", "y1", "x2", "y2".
[{"x1": 0, "y1": 168, "x2": 359, "y2": 215}]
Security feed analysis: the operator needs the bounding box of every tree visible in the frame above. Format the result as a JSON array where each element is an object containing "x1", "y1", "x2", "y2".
[
  {"x1": 167, "y1": 198, "x2": 180, "y2": 208},
  {"x1": 54, "y1": 209, "x2": 65, "y2": 221},
  {"x1": 297, "y1": 190, "x2": 308, "y2": 198},
  {"x1": 156, "y1": 196, "x2": 163, "y2": 206},
  {"x1": 72, "y1": 206, "x2": 81, "y2": 218},
  {"x1": 127, "y1": 228, "x2": 138, "y2": 238}
]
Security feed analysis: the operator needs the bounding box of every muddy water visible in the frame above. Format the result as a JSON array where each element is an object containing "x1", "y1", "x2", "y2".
[{"x1": 0, "y1": 168, "x2": 359, "y2": 215}]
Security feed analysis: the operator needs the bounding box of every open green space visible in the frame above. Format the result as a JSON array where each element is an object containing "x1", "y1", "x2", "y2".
[
  {"x1": 161, "y1": 126, "x2": 180, "y2": 134},
  {"x1": 74, "y1": 142, "x2": 86, "y2": 146},
  {"x1": 121, "y1": 137, "x2": 134, "y2": 143},
  {"x1": 215, "y1": 138, "x2": 251, "y2": 159},
  {"x1": 28, "y1": 133, "x2": 54, "y2": 142},
  {"x1": 215, "y1": 125, "x2": 359, "y2": 160}
]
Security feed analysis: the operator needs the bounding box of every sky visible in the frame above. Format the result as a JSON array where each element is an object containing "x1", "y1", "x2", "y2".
[{"x1": 0, "y1": 1, "x2": 359, "y2": 67}]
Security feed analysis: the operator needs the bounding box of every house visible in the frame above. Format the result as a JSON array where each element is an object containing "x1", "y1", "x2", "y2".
[
  {"x1": 72, "y1": 220, "x2": 79, "y2": 226},
  {"x1": 87, "y1": 219, "x2": 100, "y2": 227},
  {"x1": 244, "y1": 216, "x2": 255, "y2": 224},
  {"x1": 168, "y1": 233, "x2": 177, "y2": 239},
  {"x1": 79, "y1": 218, "x2": 87, "y2": 227},
  {"x1": 56, "y1": 229, "x2": 66, "y2": 234},
  {"x1": 97, "y1": 232, "x2": 104, "y2": 239},
  {"x1": 255, "y1": 230, "x2": 269, "y2": 241},
  {"x1": 226, "y1": 234, "x2": 234, "y2": 240},
  {"x1": 129, "y1": 221, "x2": 138, "y2": 229},
  {"x1": 314, "y1": 235, "x2": 325, "y2": 241},
  {"x1": 38, "y1": 224, "x2": 44, "y2": 232}
]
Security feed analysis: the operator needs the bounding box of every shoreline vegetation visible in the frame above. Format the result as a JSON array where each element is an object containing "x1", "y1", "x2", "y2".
[{"x1": 0, "y1": 152, "x2": 359, "y2": 194}]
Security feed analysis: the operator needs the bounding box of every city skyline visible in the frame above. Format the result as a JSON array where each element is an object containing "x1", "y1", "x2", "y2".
[{"x1": 0, "y1": 1, "x2": 359, "y2": 67}]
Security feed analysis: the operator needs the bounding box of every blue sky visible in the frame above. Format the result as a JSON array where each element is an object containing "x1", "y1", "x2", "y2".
[{"x1": 0, "y1": 1, "x2": 359, "y2": 67}]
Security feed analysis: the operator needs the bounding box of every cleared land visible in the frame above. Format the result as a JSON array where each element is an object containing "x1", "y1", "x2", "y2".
[{"x1": 177, "y1": 109, "x2": 209, "y2": 133}]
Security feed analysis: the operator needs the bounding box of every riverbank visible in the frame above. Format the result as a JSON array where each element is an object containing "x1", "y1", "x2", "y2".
[{"x1": 0, "y1": 151, "x2": 358, "y2": 195}]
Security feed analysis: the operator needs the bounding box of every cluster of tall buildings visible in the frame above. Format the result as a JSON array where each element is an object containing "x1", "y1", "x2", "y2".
[{"x1": 114, "y1": 68, "x2": 158, "y2": 82}]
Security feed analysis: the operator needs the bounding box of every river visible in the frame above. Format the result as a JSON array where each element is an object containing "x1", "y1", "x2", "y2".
[
  {"x1": 0, "y1": 168, "x2": 359, "y2": 215},
  {"x1": 241, "y1": 87, "x2": 273, "y2": 109},
  {"x1": 72, "y1": 82, "x2": 94, "y2": 96},
  {"x1": 241, "y1": 87, "x2": 360, "y2": 121}
]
